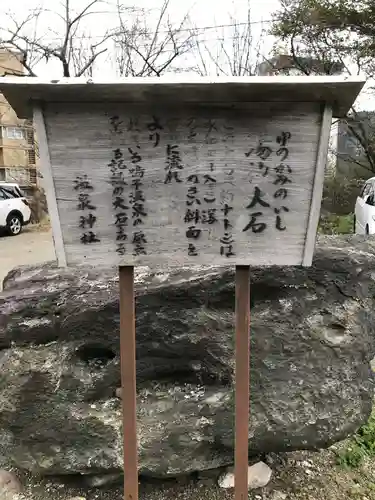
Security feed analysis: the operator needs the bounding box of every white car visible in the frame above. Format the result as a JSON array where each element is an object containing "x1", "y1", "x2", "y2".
[
  {"x1": 355, "y1": 176, "x2": 375, "y2": 235},
  {"x1": 0, "y1": 182, "x2": 31, "y2": 236}
]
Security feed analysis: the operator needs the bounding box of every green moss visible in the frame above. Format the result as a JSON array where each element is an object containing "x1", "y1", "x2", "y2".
[{"x1": 336, "y1": 410, "x2": 375, "y2": 468}]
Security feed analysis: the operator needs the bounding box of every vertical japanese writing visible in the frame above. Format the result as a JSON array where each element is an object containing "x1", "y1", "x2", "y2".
[
  {"x1": 245, "y1": 140, "x2": 273, "y2": 178},
  {"x1": 187, "y1": 117, "x2": 198, "y2": 158},
  {"x1": 108, "y1": 147, "x2": 129, "y2": 255},
  {"x1": 164, "y1": 143, "x2": 183, "y2": 184},
  {"x1": 218, "y1": 120, "x2": 236, "y2": 257},
  {"x1": 223, "y1": 123, "x2": 235, "y2": 155},
  {"x1": 147, "y1": 115, "x2": 163, "y2": 147},
  {"x1": 242, "y1": 186, "x2": 271, "y2": 233},
  {"x1": 220, "y1": 168, "x2": 235, "y2": 257},
  {"x1": 108, "y1": 114, "x2": 130, "y2": 256},
  {"x1": 185, "y1": 172, "x2": 202, "y2": 256},
  {"x1": 273, "y1": 131, "x2": 292, "y2": 231},
  {"x1": 109, "y1": 115, "x2": 123, "y2": 135},
  {"x1": 203, "y1": 166, "x2": 218, "y2": 224},
  {"x1": 128, "y1": 145, "x2": 148, "y2": 255},
  {"x1": 75, "y1": 174, "x2": 100, "y2": 245},
  {"x1": 205, "y1": 118, "x2": 218, "y2": 146},
  {"x1": 187, "y1": 117, "x2": 197, "y2": 142},
  {"x1": 202, "y1": 119, "x2": 219, "y2": 253},
  {"x1": 205, "y1": 118, "x2": 218, "y2": 162},
  {"x1": 185, "y1": 116, "x2": 200, "y2": 257},
  {"x1": 242, "y1": 140, "x2": 274, "y2": 235}
]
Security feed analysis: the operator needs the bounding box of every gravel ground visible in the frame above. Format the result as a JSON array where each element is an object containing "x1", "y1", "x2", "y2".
[{"x1": 7, "y1": 447, "x2": 375, "y2": 500}]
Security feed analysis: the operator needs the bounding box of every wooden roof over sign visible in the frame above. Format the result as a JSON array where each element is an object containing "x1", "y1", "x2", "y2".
[{"x1": 0, "y1": 75, "x2": 365, "y2": 119}]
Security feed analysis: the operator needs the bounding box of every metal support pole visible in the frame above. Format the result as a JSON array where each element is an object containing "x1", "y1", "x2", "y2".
[
  {"x1": 234, "y1": 265, "x2": 251, "y2": 500},
  {"x1": 119, "y1": 266, "x2": 138, "y2": 500}
]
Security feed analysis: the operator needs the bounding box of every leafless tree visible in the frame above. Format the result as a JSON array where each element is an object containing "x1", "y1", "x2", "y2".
[
  {"x1": 113, "y1": 0, "x2": 194, "y2": 77},
  {"x1": 272, "y1": 0, "x2": 375, "y2": 176},
  {"x1": 0, "y1": 0, "x2": 115, "y2": 77},
  {"x1": 191, "y1": 3, "x2": 266, "y2": 77},
  {"x1": 0, "y1": 0, "x2": 195, "y2": 78}
]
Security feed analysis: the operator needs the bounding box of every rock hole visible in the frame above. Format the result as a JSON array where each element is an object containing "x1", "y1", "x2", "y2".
[
  {"x1": 76, "y1": 344, "x2": 116, "y2": 368},
  {"x1": 330, "y1": 322, "x2": 346, "y2": 331}
]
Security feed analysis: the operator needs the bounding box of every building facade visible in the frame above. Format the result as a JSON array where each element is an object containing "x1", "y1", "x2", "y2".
[
  {"x1": 257, "y1": 54, "x2": 344, "y2": 77},
  {"x1": 0, "y1": 50, "x2": 38, "y2": 193}
]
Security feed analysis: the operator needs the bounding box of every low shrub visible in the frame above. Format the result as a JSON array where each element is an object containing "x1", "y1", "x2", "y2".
[
  {"x1": 322, "y1": 174, "x2": 364, "y2": 216},
  {"x1": 318, "y1": 213, "x2": 355, "y2": 235},
  {"x1": 336, "y1": 410, "x2": 375, "y2": 468}
]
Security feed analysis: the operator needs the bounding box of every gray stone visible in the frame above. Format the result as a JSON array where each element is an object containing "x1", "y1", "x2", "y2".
[
  {"x1": 82, "y1": 473, "x2": 122, "y2": 487},
  {"x1": 270, "y1": 493, "x2": 288, "y2": 500},
  {"x1": 218, "y1": 461, "x2": 272, "y2": 489},
  {"x1": 1, "y1": 235, "x2": 375, "y2": 478},
  {"x1": 0, "y1": 470, "x2": 22, "y2": 498}
]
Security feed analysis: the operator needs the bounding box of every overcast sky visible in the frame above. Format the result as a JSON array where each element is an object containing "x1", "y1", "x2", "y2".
[
  {"x1": 0, "y1": 0, "x2": 370, "y2": 110},
  {"x1": 0, "y1": 0, "x2": 280, "y2": 77},
  {"x1": 1, "y1": 0, "x2": 280, "y2": 27}
]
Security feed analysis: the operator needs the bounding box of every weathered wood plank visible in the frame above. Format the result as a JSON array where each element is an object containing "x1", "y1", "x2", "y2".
[
  {"x1": 303, "y1": 104, "x2": 333, "y2": 266},
  {"x1": 0, "y1": 76, "x2": 365, "y2": 119},
  {"x1": 33, "y1": 105, "x2": 66, "y2": 266},
  {"x1": 44, "y1": 101, "x2": 322, "y2": 267}
]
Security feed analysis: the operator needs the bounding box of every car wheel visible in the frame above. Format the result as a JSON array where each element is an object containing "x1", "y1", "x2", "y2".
[{"x1": 7, "y1": 214, "x2": 22, "y2": 236}]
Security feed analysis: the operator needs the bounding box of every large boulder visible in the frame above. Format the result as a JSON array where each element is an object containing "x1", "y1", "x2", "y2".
[{"x1": 0, "y1": 235, "x2": 375, "y2": 478}]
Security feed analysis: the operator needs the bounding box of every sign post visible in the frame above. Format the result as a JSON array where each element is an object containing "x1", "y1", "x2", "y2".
[
  {"x1": 119, "y1": 265, "x2": 138, "y2": 500},
  {"x1": 235, "y1": 265, "x2": 251, "y2": 500},
  {"x1": 0, "y1": 76, "x2": 364, "y2": 500}
]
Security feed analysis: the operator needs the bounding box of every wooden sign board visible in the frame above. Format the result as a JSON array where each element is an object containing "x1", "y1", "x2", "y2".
[
  {"x1": 0, "y1": 77, "x2": 364, "y2": 268},
  {"x1": 0, "y1": 76, "x2": 365, "y2": 500}
]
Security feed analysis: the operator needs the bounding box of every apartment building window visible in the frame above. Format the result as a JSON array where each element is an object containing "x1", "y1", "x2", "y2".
[{"x1": 1, "y1": 126, "x2": 26, "y2": 140}]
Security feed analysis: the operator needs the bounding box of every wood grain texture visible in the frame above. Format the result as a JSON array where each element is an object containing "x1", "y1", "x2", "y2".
[
  {"x1": 119, "y1": 266, "x2": 138, "y2": 500},
  {"x1": 0, "y1": 76, "x2": 365, "y2": 119},
  {"x1": 235, "y1": 265, "x2": 251, "y2": 500},
  {"x1": 44, "y1": 101, "x2": 323, "y2": 267},
  {"x1": 33, "y1": 105, "x2": 66, "y2": 266},
  {"x1": 302, "y1": 105, "x2": 333, "y2": 266}
]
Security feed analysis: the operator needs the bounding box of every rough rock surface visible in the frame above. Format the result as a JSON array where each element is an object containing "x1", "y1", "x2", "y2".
[{"x1": 0, "y1": 235, "x2": 375, "y2": 479}]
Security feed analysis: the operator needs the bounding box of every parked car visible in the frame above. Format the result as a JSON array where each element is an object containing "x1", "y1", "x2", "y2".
[
  {"x1": 0, "y1": 182, "x2": 31, "y2": 236},
  {"x1": 355, "y1": 176, "x2": 375, "y2": 235}
]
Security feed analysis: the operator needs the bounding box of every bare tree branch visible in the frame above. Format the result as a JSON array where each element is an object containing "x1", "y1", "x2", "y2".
[
  {"x1": 113, "y1": 1, "x2": 192, "y2": 77},
  {"x1": 140, "y1": 0, "x2": 169, "y2": 75},
  {"x1": 76, "y1": 47, "x2": 107, "y2": 77},
  {"x1": 190, "y1": 1, "x2": 267, "y2": 77},
  {"x1": 0, "y1": 0, "x2": 194, "y2": 79},
  {"x1": 0, "y1": 0, "x2": 114, "y2": 78}
]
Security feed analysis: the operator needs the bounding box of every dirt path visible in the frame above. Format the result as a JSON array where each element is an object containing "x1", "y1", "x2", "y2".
[
  {"x1": 0, "y1": 226, "x2": 55, "y2": 289},
  {"x1": 10, "y1": 447, "x2": 375, "y2": 500}
]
